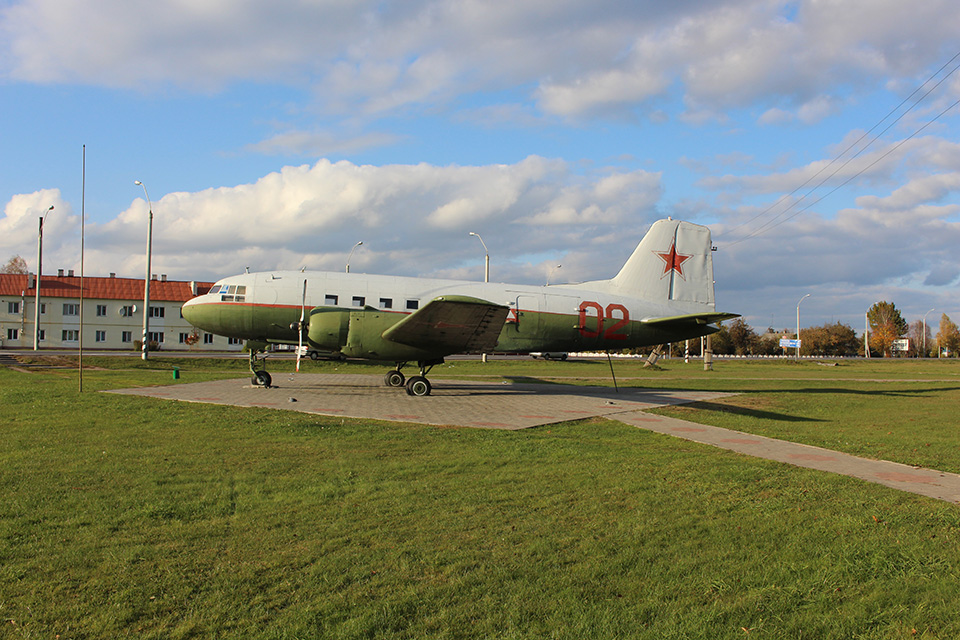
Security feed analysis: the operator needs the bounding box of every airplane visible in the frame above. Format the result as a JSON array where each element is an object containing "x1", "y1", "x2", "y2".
[{"x1": 181, "y1": 218, "x2": 738, "y2": 396}]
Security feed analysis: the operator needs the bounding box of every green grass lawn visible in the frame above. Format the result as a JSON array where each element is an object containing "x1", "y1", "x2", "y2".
[{"x1": 3, "y1": 358, "x2": 960, "y2": 639}]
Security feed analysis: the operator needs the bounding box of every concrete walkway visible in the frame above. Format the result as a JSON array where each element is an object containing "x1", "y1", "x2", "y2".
[
  {"x1": 107, "y1": 373, "x2": 960, "y2": 503},
  {"x1": 612, "y1": 410, "x2": 960, "y2": 503}
]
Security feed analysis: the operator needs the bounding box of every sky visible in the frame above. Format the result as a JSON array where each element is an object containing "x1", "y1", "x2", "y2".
[{"x1": 2, "y1": 0, "x2": 960, "y2": 333}]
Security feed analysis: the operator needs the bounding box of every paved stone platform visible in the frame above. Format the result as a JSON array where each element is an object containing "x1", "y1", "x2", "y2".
[{"x1": 107, "y1": 373, "x2": 733, "y2": 430}]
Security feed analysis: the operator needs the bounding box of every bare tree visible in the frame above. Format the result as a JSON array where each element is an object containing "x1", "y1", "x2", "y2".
[{"x1": 1, "y1": 255, "x2": 28, "y2": 274}]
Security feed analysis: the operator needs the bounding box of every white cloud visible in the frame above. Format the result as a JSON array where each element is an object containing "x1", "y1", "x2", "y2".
[
  {"x1": 1, "y1": 157, "x2": 665, "y2": 283},
  {"x1": 4, "y1": 0, "x2": 959, "y2": 121},
  {"x1": 0, "y1": 189, "x2": 75, "y2": 271},
  {"x1": 246, "y1": 130, "x2": 404, "y2": 156}
]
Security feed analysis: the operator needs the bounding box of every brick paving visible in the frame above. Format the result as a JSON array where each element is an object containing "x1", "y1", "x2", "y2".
[
  {"x1": 107, "y1": 373, "x2": 733, "y2": 430},
  {"x1": 108, "y1": 373, "x2": 960, "y2": 503}
]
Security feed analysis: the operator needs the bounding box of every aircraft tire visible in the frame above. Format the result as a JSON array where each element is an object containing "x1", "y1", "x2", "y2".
[
  {"x1": 405, "y1": 376, "x2": 431, "y2": 397},
  {"x1": 384, "y1": 370, "x2": 405, "y2": 387},
  {"x1": 253, "y1": 371, "x2": 272, "y2": 387},
  {"x1": 309, "y1": 350, "x2": 320, "y2": 361}
]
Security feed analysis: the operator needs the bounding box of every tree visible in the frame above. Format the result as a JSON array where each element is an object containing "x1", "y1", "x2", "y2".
[
  {"x1": 867, "y1": 301, "x2": 907, "y2": 357},
  {"x1": 754, "y1": 333, "x2": 781, "y2": 356},
  {"x1": 1, "y1": 255, "x2": 28, "y2": 274},
  {"x1": 801, "y1": 322, "x2": 861, "y2": 356},
  {"x1": 727, "y1": 318, "x2": 759, "y2": 355},
  {"x1": 710, "y1": 323, "x2": 733, "y2": 355},
  {"x1": 936, "y1": 314, "x2": 960, "y2": 358}
]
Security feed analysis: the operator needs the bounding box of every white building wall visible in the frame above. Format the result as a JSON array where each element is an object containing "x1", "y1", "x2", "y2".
[{"x1": 1, "y1": 293, "x2": 243, "y2": 352}]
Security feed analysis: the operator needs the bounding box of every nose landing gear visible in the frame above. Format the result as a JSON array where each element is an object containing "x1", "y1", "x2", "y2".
[{"x1": 248, "y1": 344, "x2": 272, "y2": 387}]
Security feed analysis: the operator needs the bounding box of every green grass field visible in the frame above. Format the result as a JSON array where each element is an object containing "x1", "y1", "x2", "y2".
[{"x1": 3, "y1": 357, "x2": 960, "y2": 639}]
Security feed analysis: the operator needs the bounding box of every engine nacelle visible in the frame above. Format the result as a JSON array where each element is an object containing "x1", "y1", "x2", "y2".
[{"x1": 307, "y1": 308, "x2": 350, "y2": 350}]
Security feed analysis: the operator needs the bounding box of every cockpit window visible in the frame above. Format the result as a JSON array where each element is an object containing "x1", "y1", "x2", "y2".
[{"x1": 217, "y1": 283, "x2": 246, "y2": 302}]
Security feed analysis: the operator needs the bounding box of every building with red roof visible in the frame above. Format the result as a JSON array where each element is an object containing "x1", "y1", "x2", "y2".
[{"x1": 0, "y1": 271, "x2": 241, "y2": 352}]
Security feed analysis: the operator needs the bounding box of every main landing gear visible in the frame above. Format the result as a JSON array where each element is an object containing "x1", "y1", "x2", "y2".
[{"x1": 383, "y1": 360, "x2": 441, "y2": 396}]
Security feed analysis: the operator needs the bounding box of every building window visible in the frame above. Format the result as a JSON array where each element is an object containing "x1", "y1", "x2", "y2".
[
  {"x1": 352, "y1": 296, "x2": 365, "y2": 307},
  {"x1": 228, "y1": 337, "x2": 242, "y2": 345},
  {"x1": 38, "y1": 330, "x2": 45, "y2": 341},
  {"x1": 62, "y1": 329, "x2": 79, "y2": 342},
  {"x1": 147, "y1": 331, "x2": 164, "y2": 344},
  {"x1": 325, "y1": 294, "x2": 338, "y2": 305},
  {"x1": 8, "y1": 301, "x2": 20, "y2": 314},
  {"x1": 95, "y1": 330, "x2": 106, "y2": 343},
  {"x1": 406, "y1": 299, "x2": 419, "y2": 310},
  {"x1": 96, "y1": 304, "x2": 107, "y2": 317},
  {"x1": 39, "y1": 303, "x2": 46, "y2": 315},
  {"x1": 149, "y1": 306, "x2": 165, "y2": 318},
  {"x1": 6, "y1": 328, "x2": 18, "y2": 340},
  {"x1": 122, "y1": 331, "x2": 132, "y2": 343},
  {"x1": 179, "y1": 332, "x2": 190, "y2": 344},
  {"x1": 379, "y1": 298, "x2": 393, "y2": 309},
  {"x1": 63, "y1": 303, "x2": 79, "y2": 316},
  {"x1": 204, "y1": 333, "x2": 214, "y2": 344},
  {"x1": 120, "y1": 305, "x2": 134, "y2": 317}
]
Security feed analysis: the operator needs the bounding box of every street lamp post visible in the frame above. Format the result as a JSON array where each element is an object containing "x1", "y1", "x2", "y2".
[
  {"x1": 547, "y1": 264, "x2": 562, "y2": 285},
  {"x1": 468, "y1": 232, "x2": 489, "y2": 283},
  {"x1": 469, "y1": 232, "x2": 490, "y2": 362},
  {"x1": 33, "y1": 205, "x2": 54, "y2": 350},
  {"x1": 922, "y1": 308, "x2": 935, "y2": 358},
  {"x1": 796, "y1": 293, "x2": 810, "y2": 361},
  {"x1": 134, "y1": 181, "x2": 153, "y2": 361},
  {"x1": 345, "y1": 241, "x2": 363, "y2": 273}
]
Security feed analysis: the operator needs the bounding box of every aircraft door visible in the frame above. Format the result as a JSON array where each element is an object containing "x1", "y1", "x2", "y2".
[{"x1": 507, "y1": 292, "x2": 544, "y2": 350}]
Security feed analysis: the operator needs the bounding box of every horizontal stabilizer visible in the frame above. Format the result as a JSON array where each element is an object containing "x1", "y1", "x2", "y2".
[
  {"x1": 382, "y1": 295, "x2": 509, "y2": 353},
  {"x1": 642, "y1": 312, "x2": 740, "y2": 327}
]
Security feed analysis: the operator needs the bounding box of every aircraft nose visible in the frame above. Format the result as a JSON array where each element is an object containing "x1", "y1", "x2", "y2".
[{"x1": 181, "y1": 295, "x2": 218, "y2": 332}]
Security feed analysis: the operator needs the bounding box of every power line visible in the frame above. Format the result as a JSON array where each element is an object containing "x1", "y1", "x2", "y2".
[{"x1": 720, "y1": 50, "x2": 960, "y2": 245}]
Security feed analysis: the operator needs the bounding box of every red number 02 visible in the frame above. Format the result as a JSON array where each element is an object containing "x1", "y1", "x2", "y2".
[{"x1": 578, "y1": 301, "x2": 630, "y2": 340}]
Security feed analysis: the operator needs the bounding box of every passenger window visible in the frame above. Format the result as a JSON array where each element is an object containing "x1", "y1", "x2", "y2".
[
  {"x1": 325, "y1": 294, "x2": 338, "y2": 305},
  {"x1": 406, "y1": 299, "x2": 419, "y2": 310},
  {"x1": 352, "y1": 296, "x2": 365, "y2": 307},
  {"x1": 379, "y1": 298, "x2": 393, "y2": 309}
]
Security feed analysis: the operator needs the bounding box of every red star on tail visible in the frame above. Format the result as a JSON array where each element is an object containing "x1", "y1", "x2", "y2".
[{"x1": 655, "y1": 243, "x2": 692, "y2": 278}]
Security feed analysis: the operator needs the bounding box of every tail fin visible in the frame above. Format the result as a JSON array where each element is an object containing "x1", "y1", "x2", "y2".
[{"x1": 607, "y1": 219, "x2": 716, "y2": 310}]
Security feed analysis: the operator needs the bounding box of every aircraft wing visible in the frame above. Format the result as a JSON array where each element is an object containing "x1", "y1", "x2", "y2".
[
  {"x1": 641, "y1": 311, "x2": 740, "y2": 327},
  {"x1": 381, "y1": 295, "x2": 510, "y2": 353}
]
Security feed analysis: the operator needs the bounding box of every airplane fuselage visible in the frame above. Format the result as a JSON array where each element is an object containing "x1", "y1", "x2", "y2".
[{"x1": 182, "y1": 270, "x2": 719, "y2": 361}]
